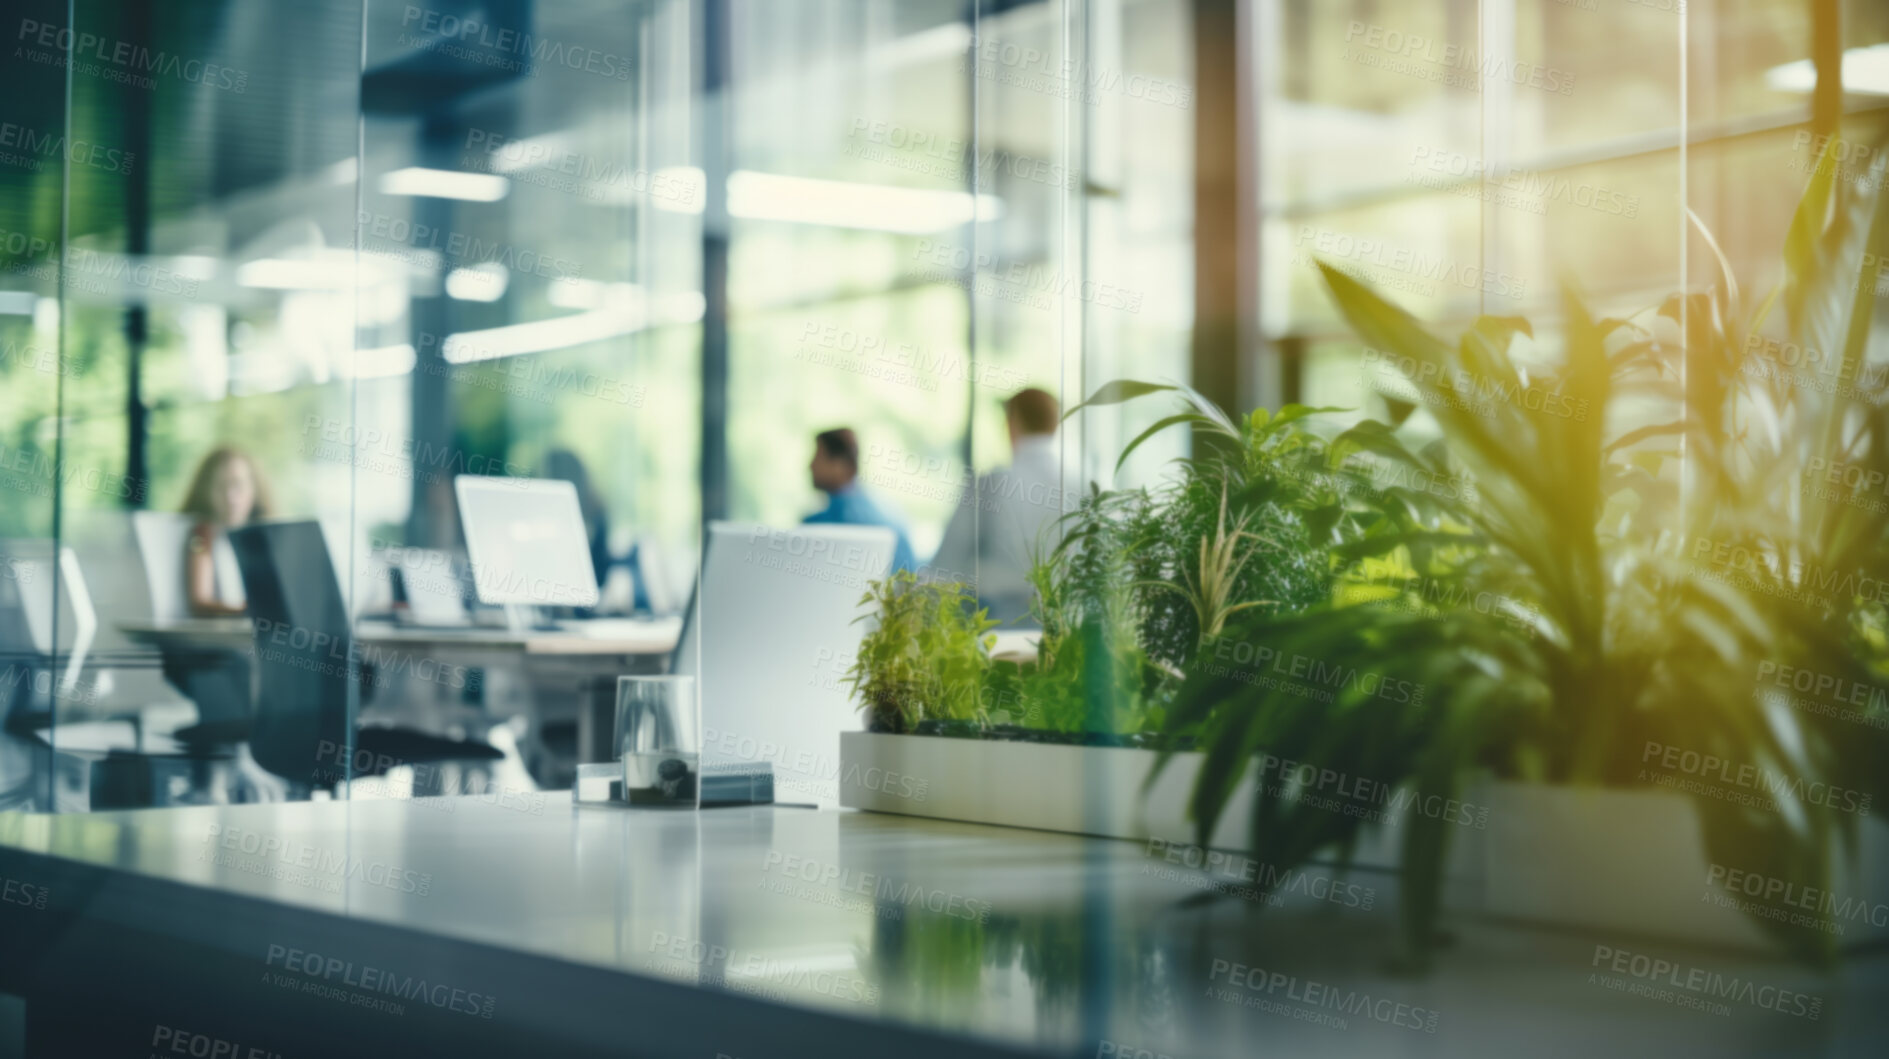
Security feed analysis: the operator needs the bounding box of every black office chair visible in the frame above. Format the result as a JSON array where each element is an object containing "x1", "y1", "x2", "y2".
[{"x1": 228, "y1": 521, "x2": 501, "y2": 793}]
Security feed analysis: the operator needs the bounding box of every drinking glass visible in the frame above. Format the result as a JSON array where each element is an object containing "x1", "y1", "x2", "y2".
[{"x1": 615, "y1": 675, "x2": 699, "y2": 807}]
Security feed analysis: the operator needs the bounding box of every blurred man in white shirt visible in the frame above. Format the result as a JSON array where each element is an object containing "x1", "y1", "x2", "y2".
[{"x1": 927, "y1": 388, "x2": 1070, "y2": 624}]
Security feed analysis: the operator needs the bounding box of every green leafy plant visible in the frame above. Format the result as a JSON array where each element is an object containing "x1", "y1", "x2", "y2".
[
  {"x1": 844, "y1": 571, "x2": 998, "y2": 734},
  {"x1": 1151, "y1": 133, "x2": 1889, "y2": 969}
]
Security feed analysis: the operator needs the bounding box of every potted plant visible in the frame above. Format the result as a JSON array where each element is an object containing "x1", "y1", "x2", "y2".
[
  {"x1": 1154, "y1": 135, "x2": 1889, "y2": 968},
  {"x1": 844, "y1": 571, "x2": 998, "y2": 735},
  {"x1": 837, "y1": 386, "x2": 1419, "y2": 841}
]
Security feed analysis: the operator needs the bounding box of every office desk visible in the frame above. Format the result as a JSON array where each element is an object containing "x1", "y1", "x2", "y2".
[
  {"x1": 117, "y1": 618, "x2": 682, "y2": 780},
  {"x1": 116, "y1": 617, "x2": 681, "y2": 658},
  {"x1": 1, "y1": 795, "x2": 1882, "y2": 1058}
]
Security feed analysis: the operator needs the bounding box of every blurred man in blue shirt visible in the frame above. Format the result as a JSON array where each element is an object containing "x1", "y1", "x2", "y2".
[{"x1": 804, "y1": 427, "x2": 917, "y2": 573}]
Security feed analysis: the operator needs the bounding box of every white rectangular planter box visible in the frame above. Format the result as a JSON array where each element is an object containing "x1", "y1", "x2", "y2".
[
  {"x1": 836, "y1": 731, "x2": 1481, "y2": 889},
  {"x1": 839, "y1": 733, "x2": 1888, "y2": 952},
  {"x1": 1480, "y1": 781, "x2": 1889, "y2": 950}
]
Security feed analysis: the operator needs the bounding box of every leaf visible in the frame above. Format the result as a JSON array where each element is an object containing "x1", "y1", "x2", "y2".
[
  {"x1": 1603, "y1": 420, "x2": 1686, "y2": 456},
  {"x1": 1063, "y1": 379, "x2": 1176, "y2": 421},
  {"x1": 1116, "y1": 413, "x2": 1221, "y2": 472}
]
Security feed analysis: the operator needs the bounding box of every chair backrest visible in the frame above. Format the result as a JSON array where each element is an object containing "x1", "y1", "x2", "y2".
[
  {"x1": 131, "y1": 512, "x2": 199, "y2": 622},
  {"x1": 228, "y1": 521, "x2": 353, "y2": 786},
  {"x1": 676, "y1": 522, "x2": 894, "y2": 807},
  {"x1": 0, "y1": 541, "x2": 97, "y2": 722}
]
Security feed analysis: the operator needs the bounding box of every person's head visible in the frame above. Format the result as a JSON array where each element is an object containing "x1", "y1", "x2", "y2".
[
  {"x1": 1004, "y1": 388, "x2": 1059, "y2": 448},
  {"x1": 810, "y1": 428, "x2": 859, "y2": 493},
  {"x1": 181, "y1": 447, "x2": 269, "y2": 528}
]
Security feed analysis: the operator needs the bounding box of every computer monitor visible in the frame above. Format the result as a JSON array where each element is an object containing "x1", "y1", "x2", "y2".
[
  {"x1": 453, "y1": 476, "x2": 600, "y2": 610},
  {"x1": 673, "y1": 522, "x2": 896, "y2": 807}
]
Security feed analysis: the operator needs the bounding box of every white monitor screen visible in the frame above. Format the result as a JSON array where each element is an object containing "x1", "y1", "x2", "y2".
[{"x1": 454, "y1": 476, "x2": 600, "y2": 608}]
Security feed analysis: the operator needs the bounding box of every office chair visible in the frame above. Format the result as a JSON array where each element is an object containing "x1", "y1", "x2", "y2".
[
  {"x1": 0, "y1": 543, "x2": 96, "y2": 732},
  {"x1": 130, "y1": 512, "x2": 255, "y2": 746},
  {"x1": 229, "y1": 521, "x2": 501, "y2": 793}
]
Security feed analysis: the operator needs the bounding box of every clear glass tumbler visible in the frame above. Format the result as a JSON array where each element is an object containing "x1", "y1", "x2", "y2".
[{"x1": 615, "y1": 675, "x2": 699, "y2": 807}]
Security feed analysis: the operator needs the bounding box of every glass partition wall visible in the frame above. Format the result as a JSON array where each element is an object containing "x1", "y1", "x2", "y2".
[
  {"x1": 0, "y1": 0, "x2": 1199, "y2": 813},
  {"x1": 0, "y1": 0, "x2": 1879, "y2": 896}
]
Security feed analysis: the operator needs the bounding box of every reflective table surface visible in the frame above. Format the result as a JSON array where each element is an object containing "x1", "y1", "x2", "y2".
[{"x1": 1, "y1": 794, "x2": 1884, "y2": 1057}]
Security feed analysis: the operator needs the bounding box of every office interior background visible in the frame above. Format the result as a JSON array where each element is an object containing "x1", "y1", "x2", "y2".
[{"x1": 2, "y1": 0, "x2": 1889, "y2": 1056}]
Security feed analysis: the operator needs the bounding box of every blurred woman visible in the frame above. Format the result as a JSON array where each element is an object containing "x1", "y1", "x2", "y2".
[{"x1": 179, "y1": 446, "x2": 271, "y2": 617}]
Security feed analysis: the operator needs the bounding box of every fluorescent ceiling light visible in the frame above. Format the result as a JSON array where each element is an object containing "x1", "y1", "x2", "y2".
[
  {"x1": 444, "y1": 308, "x2": 646, "y2": 364},
  {"x1": 1766, "y1": 43, "x2": 1889, "y2": 96},
  {"x1": 236, "y1": 258, "x2": 358, "y2": 290},
  {"x1": 379, "y1": 166, "x2": 510, "y2": 202},
  {"x1": 728, "y1": 170, "x2": 1002, "y2": 233},
  {"x1": 547, "y1": 278, "x2": 647, "y2": 310},
  {"x1": 171, "y1": 255, "x2": 218, "y2": 281},
  {"x1": 443, "y1": 292, "x2": 703, "y2": 364},
  {"x1": 445, "y1": 262, "x2": 509, "y2": 302}
]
